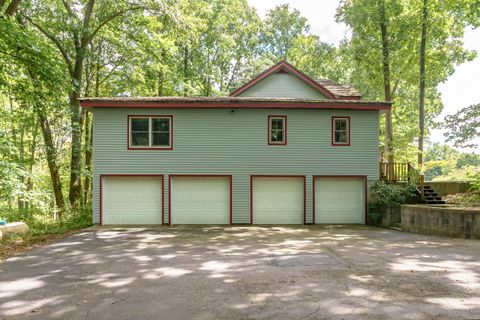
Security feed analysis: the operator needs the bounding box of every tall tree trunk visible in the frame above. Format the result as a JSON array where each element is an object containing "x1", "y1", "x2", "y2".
[
  {"x1": 17, "y1": 121, "x2": 25, "y2": 210},
  {"x1": 25, "y1": 121, "x2": 39, "y2": 211},
  {"x1": 418, "y1": 0, "x2": 427, "y2": 167},
  {"x1": 68, "y1": 88, "x2": 84, "y2": 207},
  {"x1": 378, "y1": 0, "x2": 394, "y2": 164},
  {"x1": 183, "y1": 46, "x2": 189, "y2": 95},
  {"x1": 37, "y1": 109, "x2": 65, "y2": 214},
  {"x1": 68, "y1": 0, "x2": 95, "y2": 207},
  {"x1": 83, "y1": 111, "x2": 92, "y2": 205}
]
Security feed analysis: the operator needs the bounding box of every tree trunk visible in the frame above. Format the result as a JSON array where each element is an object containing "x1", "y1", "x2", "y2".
[
  {"x1": 68, "y1": 0, "x2": 95, "y2": 207},
  {"x1": 68, "y1": 90, "x2": 83, "y2": 207},
  {"x1": 25, "y1": 121, "x2": 39, "y2": 211},
  {"x1": 418, "y1": 0, "x2": 427, "y2": 167},
  {"x1": 378, "y1": 0, "x2": 394, "y2": 164},
  {"x1": 4, "y1": 0, "x2": 21, "y2": 15},
  {"x1": 37, "y1": 109, "x2": 65, "y2": 214},
  {"x1": 183, "y1": 46, "x2": 189, "y2": 95},
  {"x1": 17, "y1": 121, "x2": 25, "y2": 210},
  {"x1": 83, "y1": 111, "x2": 93, "y2": 205}
]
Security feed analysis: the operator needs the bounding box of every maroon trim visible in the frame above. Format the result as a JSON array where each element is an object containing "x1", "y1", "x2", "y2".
[
  {"x1": 268, "y1": 115, "x2": 287, "y2": 145},
  {"x1": 168, "y1": 175, "x2": 233, "y2": 226},
  {"x1": 364, "y1": 178, "x2": 368, "y2": 225},
  {"x1": 331, "y1": 116, "x2": 351, "y2": 146},
  {"x1": 127, "y1": 115, "x2": 173, "y2": 150},
  {"x1": 230, "y1": 61, "x2": 337, "y2": 99},
  {"x1": 99, "y1": 174, "x2": 165, "y2": 226},
  {"x1": 82, "y1": 101, "x2": 390, "y2": 111},
  {"x1": 248, "y1": 175, "x2": 255, "y2": 225},
  {"x1": 312, "y1": 175, "x2": 368, "y2": 224},
  {"x1": 250, "y1": 175, "x2": 307, "y2": 225}
]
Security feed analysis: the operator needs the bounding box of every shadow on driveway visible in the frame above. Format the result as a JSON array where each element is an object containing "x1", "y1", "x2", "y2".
[{"x1": 1, "y1": 225, "x2": 479, "y2": 319}]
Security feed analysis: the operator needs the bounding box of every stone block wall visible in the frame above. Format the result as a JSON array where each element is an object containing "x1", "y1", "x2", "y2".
[{"x1": 401, "y1": 205, "x2": 480, "y2": 239}]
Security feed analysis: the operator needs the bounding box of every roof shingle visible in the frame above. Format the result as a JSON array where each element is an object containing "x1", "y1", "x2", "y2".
[{"x1": 315, "y1": 79, "x2": 361, "y2": 98}]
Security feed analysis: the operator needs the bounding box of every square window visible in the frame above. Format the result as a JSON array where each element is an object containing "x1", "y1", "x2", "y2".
[{"x1": 129, "y1": 116, "x2": 172, "y2": 149}]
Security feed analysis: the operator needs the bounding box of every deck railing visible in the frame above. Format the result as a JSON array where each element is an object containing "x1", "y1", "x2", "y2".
[
  {"x1": 379, "y1": 162, "x2": 425, "y2": 200},
  {"x1": 379, "y1": 162, "x2": 419, "y2": 183}
]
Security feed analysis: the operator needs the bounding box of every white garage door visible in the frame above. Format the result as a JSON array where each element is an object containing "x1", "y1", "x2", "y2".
[
  {"x1": 170, "y1": 176, "x2": 230, "y2": 224},
  {"x1": 102, "y1": 176, "x2": 163, "y2": 225},
  {"x1": 315, "y1": 177, "x2": 365, "y2": 224},
  {"x1": 252, "y1": 177, "x2": 304, "y2": 224}
]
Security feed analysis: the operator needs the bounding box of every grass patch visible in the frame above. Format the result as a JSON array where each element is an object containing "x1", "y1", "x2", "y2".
[{"x1": 0, "y1": 207, "x2": 92, "y2": 260}]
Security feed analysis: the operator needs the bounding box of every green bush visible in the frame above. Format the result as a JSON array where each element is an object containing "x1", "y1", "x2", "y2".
[
  {"x1": 468, "y1": 172, "x2": 480, "y2": 192},
  {"x1": 367, "y1": 182, "x2": 417, "y2": 226},
  {"x1": 0, "y1": 206, "x2": 92, "y2": 236},
  {"x1": 370, "y1": 181, "x2": 418, "y2": 205}
]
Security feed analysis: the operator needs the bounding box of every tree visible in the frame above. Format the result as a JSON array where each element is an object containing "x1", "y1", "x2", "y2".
[
  {"x1": 444, "y1": 103, "x2": 480, "y2": 148},
  {"x1": 337, "y1": 0, "x2": 477, "y2": 165},
  {"x1": 262, "y1": 4, "x2": 309, "y2": 60},
  {"x1": 19, "y1": 0, "x2": 173, "y2": 207},
  {"x1": 0, "y1": 10, "x2": 69, "y2": 212}
]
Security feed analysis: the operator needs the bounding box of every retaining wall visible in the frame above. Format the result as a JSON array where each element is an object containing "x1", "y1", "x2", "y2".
[{"x1": 401, "y1": 205, "x2": 480, "y2": 239}]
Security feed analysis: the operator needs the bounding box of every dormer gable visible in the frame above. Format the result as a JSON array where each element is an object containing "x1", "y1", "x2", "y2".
[{"x1": 230, "y1": 60, "x2": 361, "y2": 100}]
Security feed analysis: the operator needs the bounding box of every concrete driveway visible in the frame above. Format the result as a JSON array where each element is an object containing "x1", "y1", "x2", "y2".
[{"x1": 0, "y1": 226, "x2": 479, "y2": 320}]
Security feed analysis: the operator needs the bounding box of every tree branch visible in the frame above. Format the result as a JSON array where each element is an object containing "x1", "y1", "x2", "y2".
[
  {"x1": 80, "y1": 0, "x2": 95, "y2": 47},
  {"x1": 23, "y1": 15, "x2": 74, "y2": 77},
  {"x1": 86, "y1": 6, "x2": 144, "y2": 45},
  {"x1": 60, "y1": 0, "x2": 77, "y2": 19},
  {"x1": 97, "y1": 62, "x2": 123, "y2": 86}
]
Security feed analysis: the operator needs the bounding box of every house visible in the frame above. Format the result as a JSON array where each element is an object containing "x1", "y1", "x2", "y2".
[{"x1": 80, "y1": 61, "x2": 391, "y2": 225}]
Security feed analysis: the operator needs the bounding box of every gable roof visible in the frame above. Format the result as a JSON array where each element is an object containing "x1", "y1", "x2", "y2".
[{"x1": 229, "y1": 60, "x2": 361, "y2": 100}]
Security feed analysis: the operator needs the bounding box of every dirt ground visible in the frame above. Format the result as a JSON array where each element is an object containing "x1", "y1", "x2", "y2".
[{"x1": 0, "y1": 225, "x2": 479, "y2": 320}]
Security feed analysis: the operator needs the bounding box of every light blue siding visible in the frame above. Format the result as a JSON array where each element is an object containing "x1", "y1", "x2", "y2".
[
  {"x1": 92, "y1": 108, "x2": 380, "y2": 224},
  {"x1": 237, "y1": 73, "x2": 326, "y2": 99}
]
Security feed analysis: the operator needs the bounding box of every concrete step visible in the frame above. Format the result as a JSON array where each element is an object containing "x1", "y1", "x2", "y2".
[{"x1": 425, "y1": 200, "x2": 446, "y2": 204}]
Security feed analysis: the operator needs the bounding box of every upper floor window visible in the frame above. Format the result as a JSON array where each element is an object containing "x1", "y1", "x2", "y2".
[
  {"x1": 268, "y1": 116, "x2": 287, "y2": 145},
  {"x1": 128, "y1": 115, "x2": 173, "y2": 149},
  {"x1": 332, "y1": 117, "x2": 350, "y2": 146}
]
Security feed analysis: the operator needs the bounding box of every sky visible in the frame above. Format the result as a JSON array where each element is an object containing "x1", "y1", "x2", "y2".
[{"x1": 248, "y1": 0, "x2": 480, "y2": 151}]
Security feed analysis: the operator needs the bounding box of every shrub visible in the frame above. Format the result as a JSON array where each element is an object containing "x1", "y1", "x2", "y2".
[
  {"x1": 368, "y1": 182, "x2": 417, "y2": 226},
  {"x1": 0, "y1": 206, "x2": 92, "y2": 236},
  {"x1": 468, "y1": 172, "x2": 480, "y2": 192},
  {"x1": 369, "y1": 181, "x2": 418, "y2": 205}
]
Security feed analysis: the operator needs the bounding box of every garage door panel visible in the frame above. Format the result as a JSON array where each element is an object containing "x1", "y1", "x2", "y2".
[
  {"x1": 253, "y1": 177, "x2": 304, "y2": 224},
  {"x1": 103, "y1": 176, "x2": 163, "y2": 225},
  {"x1": 315, "y1": 177, "x2": 364, "y2": 224},
  {"x1": 171, "y1": 177, "x2": 230, "y2": 224}
]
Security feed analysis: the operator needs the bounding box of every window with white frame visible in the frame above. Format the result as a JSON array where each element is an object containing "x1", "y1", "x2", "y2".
[
  {"x1": 332, "y1": 117, "x2": 350, "y2": 145},
  {"x1": 269, "y1": 116, "x2": 286, "y2": 145},
  {"x1": 129, "y1": 116, "x2": 172, "y2": 149}
]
